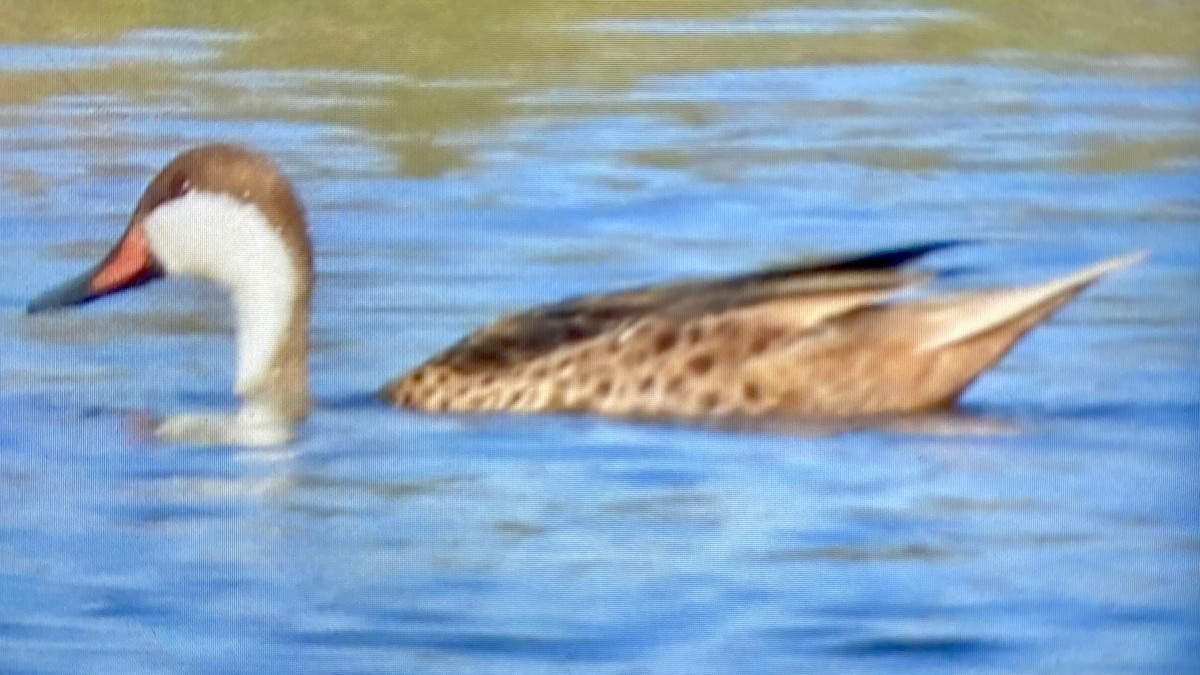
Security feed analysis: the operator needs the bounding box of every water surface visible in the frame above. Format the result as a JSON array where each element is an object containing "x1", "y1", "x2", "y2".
[{"x1": 1, "y1": 3, "x2": 1197, "y2": 673}]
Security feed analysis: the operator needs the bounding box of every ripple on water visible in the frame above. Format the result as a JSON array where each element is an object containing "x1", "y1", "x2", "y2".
[{"x1": 1, "y1": 4, "x2": 1197, "y2": 674}]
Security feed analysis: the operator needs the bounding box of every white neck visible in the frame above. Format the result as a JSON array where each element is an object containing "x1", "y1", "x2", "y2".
[
  {"x1": 141, "y1": 190, "x2": 301, "y2": 395},
  {"x1": 231, "y1": 267, "x2": 298, "y2": 394}
]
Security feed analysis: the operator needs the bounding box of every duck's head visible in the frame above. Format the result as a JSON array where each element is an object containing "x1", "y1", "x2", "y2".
[
  {"x1": 29, "y1": 145, "x2": 315, "y2": 428},
  {"x1": 29, "y1": 144, "x2": 312, "y2": 313}
]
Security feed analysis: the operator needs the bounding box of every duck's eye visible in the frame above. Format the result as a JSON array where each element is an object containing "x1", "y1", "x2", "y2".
[{"x1": 169, "y1": 173, "x2": 192, "y2": 198}]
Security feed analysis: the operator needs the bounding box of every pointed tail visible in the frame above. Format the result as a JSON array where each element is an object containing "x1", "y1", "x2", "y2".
[{"x1": 918, "y1": 251, "x2": 1147, "y2": 353}]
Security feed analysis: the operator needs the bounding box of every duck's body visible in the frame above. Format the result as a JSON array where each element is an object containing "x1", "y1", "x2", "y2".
[
  {"x1": 28, "y1": 145, "x2": 1144, "y2": 443},
  {"x1": 386, "y1": 246, "x2": 1139, "y2": 419}
]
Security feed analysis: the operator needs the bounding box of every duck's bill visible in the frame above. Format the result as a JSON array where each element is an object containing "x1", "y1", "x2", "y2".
[{"x1": 27, "y1": 223, "x2": 163, "y2": 314}]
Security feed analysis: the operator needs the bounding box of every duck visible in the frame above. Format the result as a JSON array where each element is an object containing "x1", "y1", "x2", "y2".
[{"x1": 27, "y1": 144, "x2": 1145, "y2": 445}]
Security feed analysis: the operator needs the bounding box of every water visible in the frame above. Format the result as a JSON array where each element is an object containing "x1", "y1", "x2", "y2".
[{"x1": 1, "y1": 4, "x2": 1198, "y2": 673}]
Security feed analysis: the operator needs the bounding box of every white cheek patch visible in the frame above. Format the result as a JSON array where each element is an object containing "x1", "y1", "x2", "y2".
[{"x1": 142, "y1": 190, "x2": 298, "y2": 394}]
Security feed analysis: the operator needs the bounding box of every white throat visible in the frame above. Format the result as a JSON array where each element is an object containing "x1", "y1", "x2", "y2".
[{"x1": 141, "y1": 190, "x2": 299, "y2": 394}]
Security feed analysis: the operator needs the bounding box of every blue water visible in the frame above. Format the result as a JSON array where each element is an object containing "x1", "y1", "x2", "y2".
[{"x1": 2, "y1": 14, "x2": 1199, "y2": 675}]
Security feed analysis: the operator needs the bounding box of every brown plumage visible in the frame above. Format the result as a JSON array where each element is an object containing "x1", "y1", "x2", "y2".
[
  {"x1": 27, "y1": 144, "x2": 1145, "y2": 436},
  {"x1": 383, "y1": 245, "x2": 1144, "y2": 419}
]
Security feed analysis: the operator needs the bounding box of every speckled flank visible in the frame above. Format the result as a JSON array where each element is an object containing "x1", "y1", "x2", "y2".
[
  {"x1": 387, "y1": 315, "x2": 793, "y2": 417},
  {"x1": 383, "y1": 251, "x2": 1141, "y2": 419},
  {"x1": 26, "y1": 143, "x2": 1145, "y2": 431}
]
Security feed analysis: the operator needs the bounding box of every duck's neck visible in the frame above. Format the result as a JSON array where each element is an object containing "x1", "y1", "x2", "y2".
[
  {"x1": 232, "y1": 265, "x2": 312, "y2": 423},
  {"x1": 153, "y1": 280, "x2": 311, "y2": 448},
  {"x1": 140, "y1": 188, "x2": 315, "y2": 434}
]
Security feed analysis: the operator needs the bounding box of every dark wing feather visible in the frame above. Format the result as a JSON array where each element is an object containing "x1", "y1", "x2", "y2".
[
  {"x1": 796, "y1": 240, "x2": 964, "y2": 272},
  {"x1": 431, "y1": 241, "x2": 957, "y2": 372}
]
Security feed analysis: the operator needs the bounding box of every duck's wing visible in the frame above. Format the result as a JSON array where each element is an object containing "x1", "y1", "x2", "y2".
[{"x1": 428, "y1": 241, "x2": 956, "y2": 373}]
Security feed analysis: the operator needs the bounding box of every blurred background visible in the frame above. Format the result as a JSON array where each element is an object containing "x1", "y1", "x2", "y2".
[{"x1": 0, "y1": 2, "x2": 1197, "y2": 673}]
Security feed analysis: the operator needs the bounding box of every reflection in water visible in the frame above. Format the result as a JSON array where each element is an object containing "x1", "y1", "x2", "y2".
[
  {"x1": 0, "y1": 1, "x2": 1197, "y2": 674},
  {"x1": 698, "y1": 409, "x2": 1020, "y2": 438},
  {"x1": 582, "y1": 7, "x2": 969, "y2": 36},
  {"x1": 1, "y1": 1, "x2": 1196, "y2": 171},
  {"x1": 154, "y1": 405, "x2": 297, "y2": 447},
  {"x1": 0, "y1": 29, "x2": 241, "y2": 72}
]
